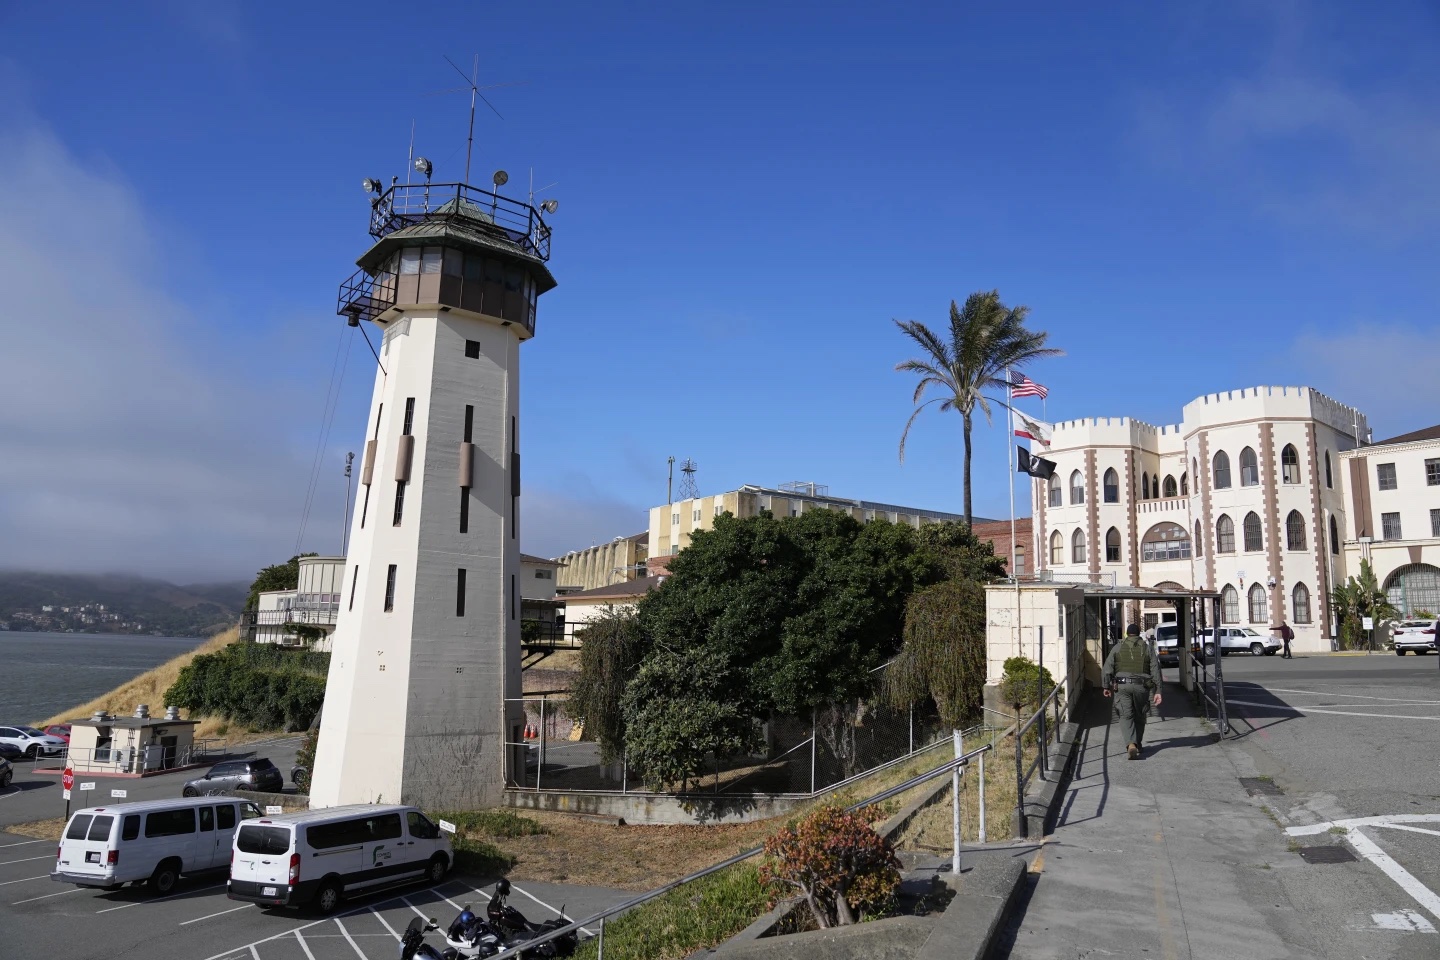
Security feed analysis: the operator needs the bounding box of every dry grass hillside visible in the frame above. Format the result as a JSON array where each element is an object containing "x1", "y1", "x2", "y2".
[{"x1": 40, "y1": 626, "x2": 285, "y2": 743}]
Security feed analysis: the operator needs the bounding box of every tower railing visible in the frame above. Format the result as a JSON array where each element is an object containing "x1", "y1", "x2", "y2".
[{"x1": 367, "y1": 182, "x2": 552, "y2": 261}]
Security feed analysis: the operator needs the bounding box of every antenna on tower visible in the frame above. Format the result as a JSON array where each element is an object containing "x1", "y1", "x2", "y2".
[
  {"x1": 431, "y1": 56, "x2": 525, "y2": 184},
  {"x1": 678, "y1": 458, "x2": 700, "y2": 500}
]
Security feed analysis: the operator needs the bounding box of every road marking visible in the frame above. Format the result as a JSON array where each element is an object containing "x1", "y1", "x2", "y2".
[
  {"x1": 248, "y1": 948, "x2": 260, "y2": 960},
  {"x1": 1373, "y1": 824, "x2": 1440, "y2": 839},
  {"x1": 12, "y1": 886, "x2": 82, "y2": 905},
  {"x1": 294, "y1": 930, "x2": 318, "y2": 960},
  {"x1": 96, "y1": 881, "x2": 226, "y2": 913},
  {"x1": 1288, "y1": 814, "x2": 1440, "y2": 835},
  {"x1": 1345, "y1": 829, "x2": 1440, "y2": 924},
  {"x1": 1263, "y1": 687, "x2": 1440, "y2": 705},
  {"x1": 0, "y1": 839, "x2": 49, "y2": 848},
  {"x1": 369, "y1": 907, "x2": 401, "y2": 939},
  {"x1": 0, "y1": 873, "x2": 48, "y2": 886},
  {"x1": 400, "y1": 895, "x2": 429, "y2": 919},
  {"x1": 335, "y1": 917, "x2": 369, "y2": 958},
  {"x1": 181, "y1": 903, "x2": 251, "y2": 925},
  {"x1": 1373, "y1": 910, "x2": 1436, "y2": 932},
  {"x1": 512, "y1": 883, "x2": 596, "y2": 937},
  {"x1": 0, "y1": 854, "x2": 55, "y2": 865},
  {"x1": 1227, "y1": 700, "x2": 1440, "y2": 721}
]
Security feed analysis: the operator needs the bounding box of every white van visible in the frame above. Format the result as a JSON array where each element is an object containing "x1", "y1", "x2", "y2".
[
  {"x1": 52, "y1": 796, "x2": 262, "y2": 894},
  {"x1": 228, "y1": 805, "x2": 451, "y2": 914}
]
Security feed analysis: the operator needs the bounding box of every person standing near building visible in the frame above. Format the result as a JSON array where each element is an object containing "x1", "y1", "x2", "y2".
[
  {"x1": 1273, "y1": 620, "x2": 1294, "y2": 659},
  {"x1": 1102, "y1": 623, "x2": 1163, "y2": 759}
]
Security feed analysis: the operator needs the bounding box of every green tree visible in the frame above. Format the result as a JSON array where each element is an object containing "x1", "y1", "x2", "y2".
[
  {"x1": 245, "y1": 553, "x2": 317, "y2": 610},
  {"x1": 1330, "y1": 559, "x2": 1399, "y2": 650},
  {"x1": 882, "y1": 579, "x2": 988, "y2": 729},
  {"x1": 915, "y1": 520, "x2": 1009, "y2": 582},
  {"x1": 895, "y1": 291, "x2": 1061, "y2": 527},
  {"x1": 567, "y1": 607, "x2": 648, "y2": 764}
]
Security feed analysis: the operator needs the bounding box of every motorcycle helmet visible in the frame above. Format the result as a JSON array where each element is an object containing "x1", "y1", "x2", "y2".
[{"x1": 495, "y1": 878, "x2": 511, "y2": 896}]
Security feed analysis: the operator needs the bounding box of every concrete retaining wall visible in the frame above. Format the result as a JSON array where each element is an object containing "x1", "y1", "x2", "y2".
[{"x1": 501, "y1": 788, "x2": 807, "y2": 825}]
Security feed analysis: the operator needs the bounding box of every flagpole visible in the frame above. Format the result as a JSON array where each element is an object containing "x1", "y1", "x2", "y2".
[{"x1": 1008, "y1": 368, "x2": 1021, "y2": 659}]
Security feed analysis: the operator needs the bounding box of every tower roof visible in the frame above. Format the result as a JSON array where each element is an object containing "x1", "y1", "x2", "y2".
[{"x1": 357, "y1": 210, "x2": 556, "y2": 295}]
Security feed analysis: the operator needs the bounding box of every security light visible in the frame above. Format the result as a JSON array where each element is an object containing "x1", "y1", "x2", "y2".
[
  {"x1": 362, "y1": 178, "x2": 382, "y2": 194},
  {"x1": 540, "y1": 199, "x2": 559, "y2": 214},
  {"x1": 414, "y1": 157, "x2": 433, "y2": 178},
  {"x1": 492, "y1": 170, "x2": 509, "y2": 187}
]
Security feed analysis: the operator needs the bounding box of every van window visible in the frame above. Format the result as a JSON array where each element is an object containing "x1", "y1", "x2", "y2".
[
  {"x1": 217, "y1": 805, "x2": 236, "y2": 830},
  {"x1": 87, "y1": 816, "x2": 115, "y2": 842},
  {"x1": 368, "y1": 814, "x2": 403, "y2": 841},
  {"x1": 145, "y1": 809, "x2": 196, "y2": 838},
  {"x1": 407, "y1": 812, "x2": 438, "y2": 840},
  {"x1": 121, "y1": 815, "x2": 140, "y2": 841},
  {"x1": 65, "y1": 816, "x2": 93, "y2": 840},
  {"x1": 236, "y1": 825, "x2": 291, "y2": 855},
  {"x1": 308, "y1": 819, "x2": 368, "y2": 850},
  {"x1": 241, "y1": 802, "x2": 262, "y2": 820},
  {"x1": 199, "y1": 807, "x2": 214, "y2": 832}
]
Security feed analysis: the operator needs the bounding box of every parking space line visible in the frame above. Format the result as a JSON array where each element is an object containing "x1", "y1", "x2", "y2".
[
  {"x1": 1346, "y1": 829, "x2": 1440, "y2": 923},
  {"x1": 0, "y1": 873, "x2": 49, "y2": 886},
  {"x1": 335, "y1": 917, "x2": 370, "y2": 959},
  {"x1": 1227, "y1": 699, "x2": 1440, "y2": 721},
  {"x1": 249, "y1": 947, "x2": 261, "y2": 960},
  {"x1": 369, "y1": 907, "x2": 401, "y2": 939},
  {"x1": 513, "y1": 884, "x2": 595, "y2": 936},
  {"x1": 294, "y1": 930, "x2": 318, "y2": 960},
  {"x1": 0, "y1": 839, "x2": 49, "y2": 848},
  {"x1": 0, "y1": 855, "x2": 55, "y2": 865},
  {"x1": 96, "y1": 881, "x2": 226, "y2": 913},
  {"x1": 198, "y1": 884, "x2": 447, "y2": 960},
  {"x1": 181, "y1": 903, "x2": 251, "y2": 925},
  {"x1": 1264, "y1": 687, "x2": 1440, "y2": 704},
  {"x1": 12, "y1": 886, "x2": 82, "y2": 905},
  {"x1": 400, "y1": 894, "x2": 429, "y2": 920},
  {"x1": 1373, "y1": 823, "x2": 1440, "y2": 839}
]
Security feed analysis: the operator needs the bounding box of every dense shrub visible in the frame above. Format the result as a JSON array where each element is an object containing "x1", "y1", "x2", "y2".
[
  {"x1": 760, "y1": 805, "x2": 900, "y2": 928},
  {"x1": 165, "y1": 641, "x2": 329, "y2": 731},
  {"x1": 999, "y1": 656, "x2": 1054, "y2": 713},
  {"x1": 882, "y1": 579, "x2": 988, "y2": 729}
]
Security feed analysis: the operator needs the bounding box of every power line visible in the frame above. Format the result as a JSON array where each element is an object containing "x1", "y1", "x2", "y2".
[{"x1": 294, "y1": 324, "x2": 353, "y2": 554}]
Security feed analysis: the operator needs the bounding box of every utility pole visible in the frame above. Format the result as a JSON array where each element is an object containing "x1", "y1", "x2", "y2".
[
  {"x1": 667, "y1": 456, "x2": 675, "y2": 505},
  {"x1": 342, "y1": 452, "x2": 355, "y2": 555}
]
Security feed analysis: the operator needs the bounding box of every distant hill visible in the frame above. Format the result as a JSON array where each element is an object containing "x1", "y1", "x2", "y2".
[{"x1": 0, "y1": 571, "x2": 247, "y2": 638}]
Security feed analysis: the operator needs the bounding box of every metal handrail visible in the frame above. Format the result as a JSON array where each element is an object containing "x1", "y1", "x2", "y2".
[
  {"x1": 481, "y1": 743, "x2": 996, "y2": 959},
  {"x1": 367, "y1": 182, "x2": 551, "y2": 260}
]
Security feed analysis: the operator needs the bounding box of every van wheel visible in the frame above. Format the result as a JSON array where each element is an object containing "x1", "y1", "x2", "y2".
[
  {"x1": 426, "y1": 854, "x2": 449, "y2": 884},
  {"x1": 149, "y1": 860, "x2": 181, "y2": 896},
  {"x1": 314, "y1": 879, "x2": 342, "y2": 915}
]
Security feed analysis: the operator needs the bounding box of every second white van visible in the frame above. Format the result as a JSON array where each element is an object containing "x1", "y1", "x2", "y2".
[
  {"x1": 52, "y1": 796, "x2": 262, "y2": 894},
  {"x1": 228, "y1": 805, "x2": 451, "y2": 913}
]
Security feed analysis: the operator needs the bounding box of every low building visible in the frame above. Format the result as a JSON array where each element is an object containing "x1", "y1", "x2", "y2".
[
  {"x1": 241, "y1": 556, "x2": 346, "y2": 650},
  {"x1": 650, "y1": 481, "x2": 990, "y2": 559},
  {"x1": 66, "y1": 705, "x2": 200, "y2": 774},
  {"x1": 1339, "y1": 424, "x2": 1440, "y2": 616},
  {"x1": 560, "y1": 576, "x2": 664, "y2": 628},
  {"x1": 555, "y1": 533, "x2": 648, "y2": 591},
  {"x1": 520, "y1": 554, "x2": 566, "y2": 624}
]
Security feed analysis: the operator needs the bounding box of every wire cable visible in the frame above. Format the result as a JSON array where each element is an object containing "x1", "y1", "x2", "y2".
[{"x1": 294, "y1": 323, "x2": 353, "y2": 554}]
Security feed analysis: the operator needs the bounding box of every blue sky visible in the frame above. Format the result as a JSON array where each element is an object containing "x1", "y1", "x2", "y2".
[{"x1": 1, "y1": 1, "x2": 1437, "y2": 581}]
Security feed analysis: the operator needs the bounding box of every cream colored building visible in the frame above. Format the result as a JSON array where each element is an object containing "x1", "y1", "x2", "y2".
[
  {"x1": 1338, "y1": 425, "x2": 1440, "y2": 617},
  {"x1": 555, "y1": 533, "x2": 648, "y2": 591},
  {"x1": 649, "y1": 482, "x2": 980, "y2": 558},
  {"x1": 1032, "y1": 386, "x2": 1369, "y2": 652},
  {"x1": 243, "y1": 556, "x2": 346, "y2": 651}
]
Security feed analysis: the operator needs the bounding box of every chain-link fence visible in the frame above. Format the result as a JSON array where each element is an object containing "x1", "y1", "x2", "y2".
[{"x1": 503, "y1": 690, "x2": 956, "y2": 797}]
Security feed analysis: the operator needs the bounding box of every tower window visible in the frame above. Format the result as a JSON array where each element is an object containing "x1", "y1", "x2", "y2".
[
  {"x1": 1281, "y1": 444, "x2": 1300, "y2": 484},
  {"x1": 1103, "y1": 468, "x2": 1119, "y2": 503},
  {"x1": 348, "y1": 565, "x2": 358, "y2": 611},
  {"x1": 459, "y1": 490, "x2": 469, "y2": 533},
  {"x1": 402, "y1": 397, "x2": 416, "y2": 436},
  {"x1": 1239, "y1": 447, "x2": 1259, "y2": 486},
  {"x1": 456, "y1": 568, "x2": 467, "y2": 617},
  {"x1": 464, "y1": 405, "x2": 474, "y2": 443},
  {"x1": 393, "y1": 481, "x2": 406, "y2": 526},
  {"x1": 384, "y1": 565, "x2": 397, "y2": 612},
  {"x1": 464, "y1": 340, "x2": 480, "y2": 359}
]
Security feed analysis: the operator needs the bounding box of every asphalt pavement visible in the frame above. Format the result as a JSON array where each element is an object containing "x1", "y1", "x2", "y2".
[{"x1": 995, "y1": 654, "x2": 1440, "y2": 960}]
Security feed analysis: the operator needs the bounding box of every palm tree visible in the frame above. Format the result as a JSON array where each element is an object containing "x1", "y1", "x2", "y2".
[
  {"x1": 1331, "y1": 559, "x2": 1398, "y2": 649},
  {"x1": 895, "y1": 291, "x2": 1062, "y2": 527}
]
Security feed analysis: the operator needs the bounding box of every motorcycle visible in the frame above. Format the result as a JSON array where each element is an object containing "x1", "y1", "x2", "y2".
[
  {"x1": 485, "y1": 880, "x2": 578, "y2": 958},
  {"x1": 400, "y1": 917, "x2": 461, "y2": 960},
  {"x1": 444, "y1": 904, "x2": 506, "y2": 958}
]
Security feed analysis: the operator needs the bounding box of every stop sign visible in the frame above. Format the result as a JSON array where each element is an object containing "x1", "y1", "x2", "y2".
[{"x1": 61, "y1": 766, "x2": 74, "y2": 792}]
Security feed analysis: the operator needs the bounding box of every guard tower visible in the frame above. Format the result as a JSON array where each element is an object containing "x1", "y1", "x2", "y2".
[{"x1": 309, "y1": 173, "x2": 556, "y2": 809}]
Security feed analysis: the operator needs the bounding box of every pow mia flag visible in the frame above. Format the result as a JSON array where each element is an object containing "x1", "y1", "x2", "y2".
[{"x1": 1017, "y1": 447, "x2": 1056, "y2": 479}]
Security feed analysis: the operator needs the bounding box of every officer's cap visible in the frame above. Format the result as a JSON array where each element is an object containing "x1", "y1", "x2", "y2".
[{"x1": 1126, "y1": 623, "x2": 1141, "y2": 637}]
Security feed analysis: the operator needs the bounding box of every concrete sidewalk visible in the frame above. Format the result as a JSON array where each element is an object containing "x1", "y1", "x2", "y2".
[{"x1": 995, "y1": 684, "x2": 1425, "y2": 960}]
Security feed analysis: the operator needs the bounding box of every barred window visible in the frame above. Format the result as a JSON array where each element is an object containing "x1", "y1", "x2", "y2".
[
  {"x1": 1382, "y1": 512, "x2": 1402, "y2": 540},
  {"x1": 1216, "y1": 514, "x2": 1235, "y2": 554},
  {"x1": 1286, "y1": 510, "x2": 1306, "y2": 550},
  {"x1": 1221, "y1": 585, "x2": 1240, "y2": 623},
  {"x1": 1163, "y1": 475, "x2": 1177, "y2": 498},
  {"x1": 1292, "y1": 583, "x2": 1311, "y2": 624},
  {"x1": 1213, "y1": 451, "x2": 1231, "y2": 489},
  {"x1": 1243, "y1": 512, "x2": 1263, "y2": 552},
  {"x1": 1141, "y1": 522, "x2": 1191, "y2": 562},
  {"x1": 1281, "y1": 444, "x2": 1300, "y2": 484},
  {"x1": 1428, "y1": 459, "x2": 1440, "y2": 487},
  {"x1": 1377, "y1": 463, "x2": 1397, "y2": 491},
  {"x1": 1240, "y1": 447, "x2": 1259, "y2": 487},
  {"x1": 1248, "y1": 583, "x2": 1268, "y2": 624}
]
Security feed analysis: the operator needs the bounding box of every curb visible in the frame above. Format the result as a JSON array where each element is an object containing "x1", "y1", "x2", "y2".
[
  {"x1": 1017, "y1": 721, "x2": 1080, "y2": 840},
  {"x1": 916, "y1": 857, "x2": 1027, "y2": 960}
]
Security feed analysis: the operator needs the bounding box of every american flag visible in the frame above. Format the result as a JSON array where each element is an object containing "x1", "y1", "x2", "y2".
[{"x1": 1010, "y1": 374, "x2": 1048, "y2": 399}]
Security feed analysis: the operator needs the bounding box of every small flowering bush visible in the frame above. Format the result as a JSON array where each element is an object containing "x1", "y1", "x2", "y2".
[{"x1": 759, "y1": 805, "x2": 901, "y2": 928}]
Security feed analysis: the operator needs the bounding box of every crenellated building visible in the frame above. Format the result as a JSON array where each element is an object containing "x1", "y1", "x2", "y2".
[{"x1": 1032, "y1": 386, "x2": 1371, "y2": 651}]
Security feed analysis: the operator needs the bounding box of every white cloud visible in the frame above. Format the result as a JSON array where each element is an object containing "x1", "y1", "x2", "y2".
[
  {"x1": 0, "y1": 123, "x2": 328, "y2": 582},
  {"x1": 521, "y1": 483, "x2": 648, "y2": 560},
  {"x1": 1289, "y1": 323, "x2": 1440, "y2": 438}
]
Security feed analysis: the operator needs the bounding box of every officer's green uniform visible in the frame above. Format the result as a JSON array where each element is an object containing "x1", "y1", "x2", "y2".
[{"x1": 1101, "y1": 628, "x2": 1162, "y2": 753}]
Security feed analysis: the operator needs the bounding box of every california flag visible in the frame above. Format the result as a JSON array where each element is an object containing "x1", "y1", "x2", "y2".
[{"x1": 1013, "y1": 411, "x2": 1053, "y2": 446}]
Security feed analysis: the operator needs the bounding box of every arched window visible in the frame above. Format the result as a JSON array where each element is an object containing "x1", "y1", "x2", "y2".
[
  {"x1": 1048, "y1": 473, "x2": 1062, "y2": 508},
  {"x1": 1243, "y1": 512, "x2": 1263, "y2": 551},
  {"x1": 1293, "y1": 583, "x2": 1312, "y2": 624},
  {"x1": 1281, "y1": 444, "x2": 1300, "y2": 484},
  {"x1": 1240, "y1": 447, "x2": 1259, "y2": 486},
  {"x1": 1142, "y1": 522, "x2": 1192, "y2": 561},
  {"x1": 1103, "y1": 468, "x2": 1119, "y2": 503},
  {"x1": 1105, "y1": 527, "x2": 1121, "y2": 562},
  {"x1": 1072, "y1": 528, "x2": 1087, "y2": 565},
  {"x1": 1163, "y1": 475, "x2": 1178, "y2": 498},
  {"x1": 1180, "y1": 472, "x2": 1188, "y2": 496},
  {"x1": 1193, "y1": 521, "x2": 1203, "y2": 557},
  {"x1": 1384, "y1": 564, "x2": 1440, "y2": 617},
  {"x1": 1216, "y1": 514, "x2": 1235, "y2": 553},
  {"x1": 1050, "y1": 530, "x2": 1064, "y2": 565},
  {"x1": 1153, "y1": 474, "x2": 1161, "y2": 499},
  {"x1": 1324, "y1": 450, "x2": 1333, "y2": 489},
  {"x1": 1142, "y1": 473, "x2": 1150, "y2": 499},
  {"x1": 1192, "y1": 457, "x2": 1198, "y2": 483},
  {"x1": 1070, "y1": 470, "x2": 1085, "y2": 505},
  {"x1": 1221, "y1": 585, "x2": 1240, "y2": 623},
  {"x1": 1213, "y1": 451, "x2": 1231, "y2": 489},
  {"x1": 1248, "y1": 583, "x2": 1268, "y2": 623},
  {"x1": 1286, "y1": 510, "x2": 1306, "y2": 550},
  {"x1": 1329, "y1": 515, "x2": 1339, "y2": 555}
]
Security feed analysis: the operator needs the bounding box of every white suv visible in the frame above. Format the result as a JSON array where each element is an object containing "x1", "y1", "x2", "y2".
[
  {"x1": 1393, "y1": 620, "x2": 1437, "y2": 656},
  {"x1": 1201, "y1": 627, "x2": 1280, "y2": 658},
  {"x1": 0, "y1": 725, "x2": 68, "y2": 759}
]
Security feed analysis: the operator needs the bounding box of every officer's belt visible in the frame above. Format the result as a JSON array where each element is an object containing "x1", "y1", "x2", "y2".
[{"x1": 1115, "y1": 675, "x2": 1150, "y2": 685}]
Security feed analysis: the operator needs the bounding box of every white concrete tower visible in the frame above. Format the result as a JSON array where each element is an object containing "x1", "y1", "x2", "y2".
[{"x1": 310, "y1": 179, "x2": 556, "y2": 809}]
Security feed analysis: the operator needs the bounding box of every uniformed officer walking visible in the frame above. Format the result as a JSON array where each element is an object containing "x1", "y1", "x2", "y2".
[{"x1": 1101, "y1": 623, "x2": 1163, "y2": 759}]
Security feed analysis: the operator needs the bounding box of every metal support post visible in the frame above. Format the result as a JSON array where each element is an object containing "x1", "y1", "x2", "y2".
[
  {"x1": 952, "y1": 728, "x2": 963, "y2": 876},
  {"x1": 538, "y1": 697, "x2": 545, "y2": 792},
  {"x1": 598, "y1": 917, "x2": 605, "y2": 959},
  {"x1": 622, "y1": 748, "x2": 627, "y2": 794},
  {"x1": 1212, "y1": 599, "x2": 1229, "y2": 737},
  {"x1": 1037, "y1": 626, "x2": 1047, "y2": 780},
  {"x1": 810, "y1": 709, "x2": 817, "y2": 795},
  {"x1": 908, "y1": 705, "x2": 914, "y2": 756},
  {"x1": 978, "y1": 749, "x2": 987, "y2": 843},
  {"x1": 1014, "y1": 726, "x2": 1025, "y2": 837}
]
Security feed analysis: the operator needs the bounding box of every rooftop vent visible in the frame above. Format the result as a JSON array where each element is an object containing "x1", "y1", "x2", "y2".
[
  {"x1": 133, "y1": 704, "x2": 150, "y2": 719},
  {"x1": 91, "y1": 710, "x2": 109, "y2": 723},
  {"x1": 165, "y1": 706, "x2": 181, "y2": 721}
]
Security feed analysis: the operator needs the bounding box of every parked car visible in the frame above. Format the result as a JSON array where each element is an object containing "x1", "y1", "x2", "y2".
[
  {"x1": 52, "y1": 796, "x2": 261, "y2": 893},
  {"x1": 0, "y1": 756, "x2": 12, "y2": 788},
  {"x1": 228, "y1": 805, "x2": 451, "y2": 912},
  {"x1": 0, "y1": 742, "x2": 23, "y2": 762},
  {"x1": 0, "y1": 725, "x2": 68, "y2": 759},
  {"x1": 182, "y1": 758, "x2": 284, "y2": 796},
  {"x1": 44, "y1": 724, "x2": 72, "y2": 744},
  {"x1": 1393, "y1": 619, "x2": 1438, "y2": 656},
  {"x1": 1200, "y1": 627, "x2": 1280, "y2": 658},
  {"x1": 1154, "y1": 624, "x2": 1202, "y2": 667}
]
